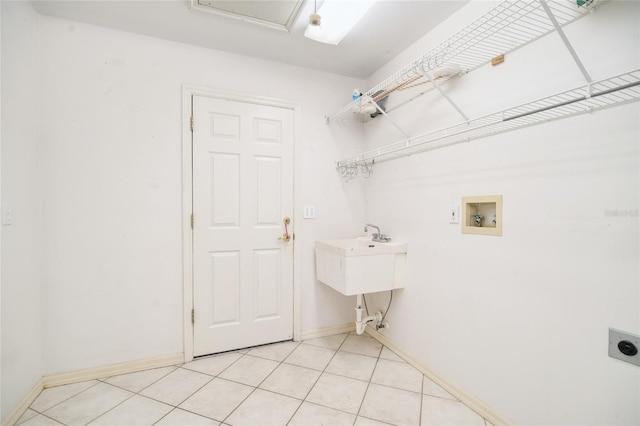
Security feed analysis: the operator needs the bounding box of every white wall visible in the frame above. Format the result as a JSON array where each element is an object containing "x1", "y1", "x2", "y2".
[
  {"x1": 38, "y1": 15, "x2": 365, "y2": 375},
  {"x1": 362, "y1": 1, "x2": 639, "y2": 425},
  {"x1": 1, "y1": 3, "x2": 3, "y2": 422},
  {"x1": 0, "y1": 1, "x2": 44, "y2": 421},
  {"x1": 1, "y1": 3, "x2": 3, "y2": 420}
]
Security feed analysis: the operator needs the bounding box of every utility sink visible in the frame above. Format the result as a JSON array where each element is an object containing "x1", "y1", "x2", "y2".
[{"x1": 315, "y1": 237, "x2": 407, "y2": 296}]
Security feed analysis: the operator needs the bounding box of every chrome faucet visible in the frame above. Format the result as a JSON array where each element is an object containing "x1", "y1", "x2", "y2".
[{"x1": 364, "y1": 223, "x2": 391, "y2": 242}]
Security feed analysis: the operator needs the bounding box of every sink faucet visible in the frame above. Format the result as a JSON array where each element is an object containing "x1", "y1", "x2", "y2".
[{"x1": 364, "y1": 223, "x2": 391, "y2": 242}]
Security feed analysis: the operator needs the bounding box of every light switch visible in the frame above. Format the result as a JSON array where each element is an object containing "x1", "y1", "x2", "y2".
[
  {"x1": 2, "y1": 206, "x2": 12, "y2": 226},
  {"x1": 303, "y1": 205, "x2": 316, "y2": 219},
  {"x1": 449, "y1": 205, "x2": 459, "y2": 224}
]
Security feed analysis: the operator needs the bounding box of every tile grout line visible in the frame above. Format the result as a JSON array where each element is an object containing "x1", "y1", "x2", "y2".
[
  {"x1": 120, "y1": 364, "x2": 191, "y2": 426},
  {"x1": 182, "y1": 351, "x2": 251, "y2": 424},
  {"x1": 166, "y1": 345, "x2": 292, "y2": 424},
  {"x1": 140, "y1": 368, "x2": 215, "y2": 411},
  {"x1": 130, "y1": 365, "x2": 179, "y2": 395},
  {"x1": 150, "y1": 407, "x2": 176, "y2": 426},
  {"x1": 150, "y1": 349, "x2": 256, "y2": 424},
  {"x1": 350, "y1": 332, "x2": 427, "y2": 425},
  {"x1": 126, "y1": 364, "x2": 186, "y2": 424},
  {"x1": 15, "y1": 408, "x2": 39, "y2": 424},
  {"x1": 161, "y1": 404, "x2": 221, "y2": 424},
  {"x1": 353, "y1": 336, "x2": 383, "y2": 424},
  {"x1": 34, "y1": 365, "x2": 185, "y2": 426},
  {"x1": 90, "y1": 368, "x2": 189, "y2": 426},
  {"x1": 87, "y1": 366, "x2": 194, "y2": 425},
  {"x1": 220, "y1": 343, "x2": 304, "y2": 425},
  {"x1": 278, "y1": 339, "x2": 340, "y2": 426},
  {"x1": 26, "y1": 380, "x2": 103, "y2": 425},
  {"x1": 33, "y1": 412, "x2": 69, "y2": 426},
  {"x1": 303, "y1": 332, "x2": 383, "y2": 423},
  {"x1": 82, "y1": 389, "x2": 138, "y2": 426},
  {"x1": 285, "y1": 334, "x2": 350, "y2": 425}
]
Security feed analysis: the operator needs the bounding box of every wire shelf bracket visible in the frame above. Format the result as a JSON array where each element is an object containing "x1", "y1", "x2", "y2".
[
  {"x1": 539, "y1": 0, "x2": 592, "y2": 83},
  {"x1": 423, "y1": 70, "x2": 470, "y2": 122}
]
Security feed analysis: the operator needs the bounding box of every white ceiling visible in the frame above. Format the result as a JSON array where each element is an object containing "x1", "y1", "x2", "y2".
[{"x1": 30, "y1": 0, "x2": 469, "y2": 79}]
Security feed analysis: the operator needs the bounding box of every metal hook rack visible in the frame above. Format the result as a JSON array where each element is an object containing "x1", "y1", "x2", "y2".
[{"x1": 336, "y1": 159, "x2": 375, "y2": 182}]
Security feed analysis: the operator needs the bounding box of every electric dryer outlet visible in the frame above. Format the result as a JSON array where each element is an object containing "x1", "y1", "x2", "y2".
[{"x1": 609, "y1": 328, "x2": 640, "y2": 367}]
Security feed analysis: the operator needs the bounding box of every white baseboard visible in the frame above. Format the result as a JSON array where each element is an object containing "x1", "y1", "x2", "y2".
[
  {"x1": 43, "y1": 353, "x2": 184, "y2": 388},
  {"x1": 1, "y1": 378, "x2": 44, "y2": 426},
  {"x1": 2, "y1": 353, "x2": 184, "y2": 426},
  {"x1": 299, "y1": 322, "x2": 355, "y2": 341},
  {"x1": 365, "y1": 327, "x2": 515, "y2": 426}
]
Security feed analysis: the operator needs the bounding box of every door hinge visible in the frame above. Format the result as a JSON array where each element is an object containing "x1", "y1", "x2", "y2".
[
  {"x1": 190, "y1": 213, "x2": 194, "y2": 229},
  {"x1": 191, "y1": 309, "x2": 195, "y2": 324},
  {"x1": 190, "y1": 116, "x2": 194, "y2": 132}
]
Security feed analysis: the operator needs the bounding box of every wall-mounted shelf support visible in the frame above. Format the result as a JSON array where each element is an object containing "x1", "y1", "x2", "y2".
[
  {"x1": 372, "y1": 99, "x2": 411, "y2": 141},
  {"x1": 423, "y1": 71, "x2": 469, "y2": 122},
  {"x1": 335, "y1": 69, "x2": 640, "y2": 180},
  {"x1": 539, "y1": 0, "x2": 592, "y2": 83}
]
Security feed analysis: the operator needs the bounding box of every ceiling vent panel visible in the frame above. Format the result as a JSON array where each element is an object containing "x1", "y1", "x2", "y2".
[{"x1": 188, "y1": 0, "x2": 304, "y2": 33}]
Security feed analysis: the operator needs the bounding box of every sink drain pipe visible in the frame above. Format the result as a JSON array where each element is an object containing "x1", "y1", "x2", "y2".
[
  {"x1": 355, "y1": 291, "x2": 393, "y2": 335},
  {"x1": 355, "y1": 294, "x2": 382, "y2": 335}
]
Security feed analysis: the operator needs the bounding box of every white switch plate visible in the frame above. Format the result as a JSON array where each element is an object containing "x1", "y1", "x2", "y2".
[
  {"x1": 303, "y1": 205, "x2": 316, "y2": 219},
  {"x1": 2, "y1": 206, "x2": 12, "y2": 226},
  {"x1": 449, "y1": 205, "x2": 459, "y2": 224}
]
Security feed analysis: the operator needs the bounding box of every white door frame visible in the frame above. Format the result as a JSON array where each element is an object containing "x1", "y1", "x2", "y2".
[{"x1": 182, "y1": 85, "x2": 301, "y2": 363}]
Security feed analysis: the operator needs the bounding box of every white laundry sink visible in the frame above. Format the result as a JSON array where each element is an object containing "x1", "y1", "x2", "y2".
[{"x1": 315, "y1": 237, "x2": 407, "y2": 296}]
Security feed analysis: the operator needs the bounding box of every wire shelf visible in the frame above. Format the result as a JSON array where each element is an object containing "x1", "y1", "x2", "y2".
[
  {"x1": 326, "y1": 0, "x2": 601, "y2": 123},
  {"x1": 335, "y1": 69, "x2": 640, "y2": 178}
]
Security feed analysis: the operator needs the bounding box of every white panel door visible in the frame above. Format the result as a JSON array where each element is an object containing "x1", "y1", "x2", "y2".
[{"x1": 192, "y1": 95, "x2": 294, "y2": 356}]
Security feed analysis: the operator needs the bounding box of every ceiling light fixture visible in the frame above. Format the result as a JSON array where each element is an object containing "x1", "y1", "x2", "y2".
[
  {"x1": 309, "y1": 0, "x2": 322, "y2": 27},
  {"x1": 304, "y1": 0, "x2": 375, "y2": 46}
]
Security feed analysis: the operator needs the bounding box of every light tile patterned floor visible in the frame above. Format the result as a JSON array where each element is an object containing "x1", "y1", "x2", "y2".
[{"x1": 17, "y1": 333, "x2": 494, "y2": 426}]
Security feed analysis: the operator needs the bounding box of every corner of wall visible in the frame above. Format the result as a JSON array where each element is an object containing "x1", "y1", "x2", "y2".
[{"x1": 1, "y1": 1, "x2": 45, "y2": 422}]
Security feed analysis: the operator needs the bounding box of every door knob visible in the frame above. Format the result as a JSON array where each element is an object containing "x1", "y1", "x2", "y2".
[{"x1": 278, "y1": 217, "x2": 291, "y2": 241}]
